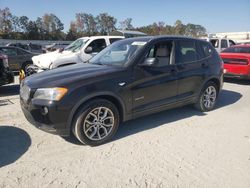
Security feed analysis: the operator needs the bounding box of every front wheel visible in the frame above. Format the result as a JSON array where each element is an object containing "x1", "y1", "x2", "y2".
[
  {"x1": 72, "y1": 99, "x2": 120, "y2": 146},
  {"x1": 195, "y1": 82, "x2": 218, "y2": 112}
]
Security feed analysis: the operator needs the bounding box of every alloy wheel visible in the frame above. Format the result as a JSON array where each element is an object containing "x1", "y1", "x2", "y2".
[
  {"x1": 83, "y1": 107, "x2": 115, "y2": 141},
  {"x1": 202, "y1": 86, "x2": 217, "y2": 109}
]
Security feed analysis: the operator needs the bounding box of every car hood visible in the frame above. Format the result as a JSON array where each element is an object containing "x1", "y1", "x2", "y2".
[
  {"x1": 24, "y1": 63, "x2": 123, "y2": 88},
  {"x1": 32, "y1": 50, "x2": 77, "y2": 69}
]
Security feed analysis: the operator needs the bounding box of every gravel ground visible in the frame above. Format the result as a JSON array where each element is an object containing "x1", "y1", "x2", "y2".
[{"x1": 0, "y1": 77, "x2": 250, "y2": 188}]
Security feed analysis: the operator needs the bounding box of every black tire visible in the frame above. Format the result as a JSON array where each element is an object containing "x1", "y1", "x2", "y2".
[
  {"x1": 21, "y1": 61, "x2": 32, "y2": 74},
  {"x1": 195, "y1": 81, "x2": 219, "y2": 112},
  {"x1": 72, "y1": 99, "x2": 120, "y2": 146}
]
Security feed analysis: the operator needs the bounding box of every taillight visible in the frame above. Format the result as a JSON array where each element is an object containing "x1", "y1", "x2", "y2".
[{"x1": 222, "y1": 58, "x2": 249, "y2": 65}]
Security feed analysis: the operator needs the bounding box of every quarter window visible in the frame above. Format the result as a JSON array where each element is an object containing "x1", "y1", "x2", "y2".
[{"x1": 200, "y1": 42, "x2": 213, "y2": 58}]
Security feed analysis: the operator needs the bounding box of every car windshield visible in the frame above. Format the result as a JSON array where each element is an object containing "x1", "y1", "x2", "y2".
[
  {"x1": 222, "y1": 46, "x2": 250, "y2": 53},
  {"x1": 89, "y1": 39, "x2": 148, "y2": 67},
  {"x1": 64, "y1": 38, "x2": 88, "y2": 52}
]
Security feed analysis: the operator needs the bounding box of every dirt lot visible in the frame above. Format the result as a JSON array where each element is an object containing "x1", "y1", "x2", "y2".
[{"x1": 0, "y1": 77, "x2": 250, "y2": 188}]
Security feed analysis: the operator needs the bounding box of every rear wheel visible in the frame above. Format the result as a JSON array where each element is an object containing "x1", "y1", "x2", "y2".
[
  {"x1": 72, "y1": 99, "x2": 120, "y2": 146},
  {"x1": 195, "y1": 82, "x2": 218, "y2": 112}
]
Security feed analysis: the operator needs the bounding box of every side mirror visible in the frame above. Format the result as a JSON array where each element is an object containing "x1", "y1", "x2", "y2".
[
  {"x1": 140, "y1": 58, "x2": 158, "y2": 67},
  {"x1": 84, "y1": 46, "x2": 93, "y2": 54}
]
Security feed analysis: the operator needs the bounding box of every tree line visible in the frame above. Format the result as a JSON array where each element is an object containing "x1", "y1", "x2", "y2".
[{"x1": 0, "y1": 7, "x2": 207, "y2": 41}]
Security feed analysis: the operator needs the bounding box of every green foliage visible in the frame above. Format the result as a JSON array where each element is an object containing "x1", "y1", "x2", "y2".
[{"x1": 0, "y1": 7, "x2": 207, "y2": 41}]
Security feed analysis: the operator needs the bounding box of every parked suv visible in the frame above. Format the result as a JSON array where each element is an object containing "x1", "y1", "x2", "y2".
[{"x1": 20, "y1": 36, "x2": 223, "y2": 146}]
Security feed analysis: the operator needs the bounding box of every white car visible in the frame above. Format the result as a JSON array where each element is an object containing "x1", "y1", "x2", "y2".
[
  {"x1": 205, "y1": 37, "x2": 236, "y2": 53},
  {"x1": 32, "y1": 36, "x2": 124, "y2": 70}
]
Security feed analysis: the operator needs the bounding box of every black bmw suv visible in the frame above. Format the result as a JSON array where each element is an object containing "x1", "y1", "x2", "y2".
[{"x1": 20, "y1": 36, "x2": 223, "y2": 146}]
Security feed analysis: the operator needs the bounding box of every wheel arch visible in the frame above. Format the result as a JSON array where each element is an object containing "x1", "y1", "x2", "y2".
[
  {"x1": 205, "y1": 77, "x2": 221, "y2": 92},
  {"x1": 21, "y1": 60, "x2": 33, "y2": 70},
  {"x1": 67, "y1": 92, "x2": 126, "y2": 129}
]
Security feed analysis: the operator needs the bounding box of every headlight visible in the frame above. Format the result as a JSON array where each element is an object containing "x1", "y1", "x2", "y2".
[{"x1": 33, "y1": 88, "x2": 68, "y2": 101}]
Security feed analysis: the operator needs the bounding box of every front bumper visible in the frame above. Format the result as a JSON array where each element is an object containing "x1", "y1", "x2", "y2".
[{"x1": 20, "y1": 98, "x2": 71, "y2": 136}]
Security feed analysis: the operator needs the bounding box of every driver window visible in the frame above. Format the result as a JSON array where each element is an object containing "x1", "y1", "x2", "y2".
[
  {"x1": 147, "y1": 41, "x2": 173, "y2": 67},
  {"x1": 87, "y1": 39, "x2": 107, "y2": 53}
]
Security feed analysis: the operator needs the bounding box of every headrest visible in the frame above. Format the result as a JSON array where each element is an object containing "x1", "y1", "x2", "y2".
[{"x1": 156, "y1": 47, "x2": 170, "y2": 57}]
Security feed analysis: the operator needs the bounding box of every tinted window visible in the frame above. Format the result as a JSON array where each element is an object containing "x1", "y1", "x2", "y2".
[
  {"x1": 0, "y1": 48, "x2": 17, "y2": 56},
  {"x1": 146, "y1": 41, "x2": 173, "y2": 67},
  {"x1": 229, "y1": 40, "x2": 235, "y2": 46},
  {"x1": 222, "y1": 46, "x2": 250, "y2": 53},
  {"x1": 29, "y1": 44, "x2": 42, "y2": 50},
  {"x1": 88, "y1": 39, "x2": 107, "y2": 53},
  {"x1": 221, "y1": 39, "x2": 228, "y2": 48},
  {"x1": 17, "y1": 48, "x2": 30, "y2": 55},
  {"x1": 200, "y1": 42, "x2": 213, "y2": 58},
  {"x1": 176, "y1": 40, "x2": 198, "y2": 63},
  {"x1": 210, "y1": 39, "x2": 219, "y2": 48},
  {"x1": 109, "y1": 38, "x2": 122, "y2": 44}
]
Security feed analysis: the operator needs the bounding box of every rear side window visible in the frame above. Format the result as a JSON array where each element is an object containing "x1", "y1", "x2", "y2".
[
  {"x1": 109, "y1": 38, "x2": 122, "y2": 44},
  {"x1": 17, "y1": 48, "x2": 30, "y2": 55},
  {"x1": 176, "y1": 40, "x2": 198, "y2": 63},
  {"x1": 200, "y1": 42, "x2": 213, "y2": 58},
  {"x1": 221, "y1": 39, "x2": 228, "y2": 48},
  {"x1": 29, "y1": 44, "x2": 42, "y2": 50}
]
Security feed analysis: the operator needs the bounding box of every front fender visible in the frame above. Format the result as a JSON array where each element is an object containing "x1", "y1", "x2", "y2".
[{"x1": 66, "y1": 91, "x2": 127, "y2": 129}]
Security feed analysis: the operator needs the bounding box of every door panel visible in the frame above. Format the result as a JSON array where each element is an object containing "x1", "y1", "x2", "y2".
[
  {"x1": 131, "y1": 40, "x2": 178, "y2": 113},
  {"x1": 176, "y1": 61, "x2": 206, "y2": 98},
  {"x1": 175, "y1": 40, "x2": 206, "y2": 98},
  {"x1": 132, "y1": 65, "x2": 178, "y2": 112}
]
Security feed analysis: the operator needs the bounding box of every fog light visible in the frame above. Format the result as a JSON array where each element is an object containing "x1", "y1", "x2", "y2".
[{"x1": 41, "y1": 106, "x2": 49, "y2": 115}]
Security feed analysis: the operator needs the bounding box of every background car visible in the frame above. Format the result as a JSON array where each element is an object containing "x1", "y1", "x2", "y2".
[
  {"x1": 206, "y1": 37, "x2": 236, "y2": 53},
  {"x1": 0, "y1": 52, "x2": 14, "y2": 86},
  {"x1": 220, "y1": 44, "x2": 250, "y2": 79},
  {"x1": 6, "y1": 43, "x2": 43, "y2": 54},
  {"x1": 31, "y1": 36, "x2": 124, "y2": 71},
  {"x1": 0, "y1": 46, "x2": 36, "y2": 73}
]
